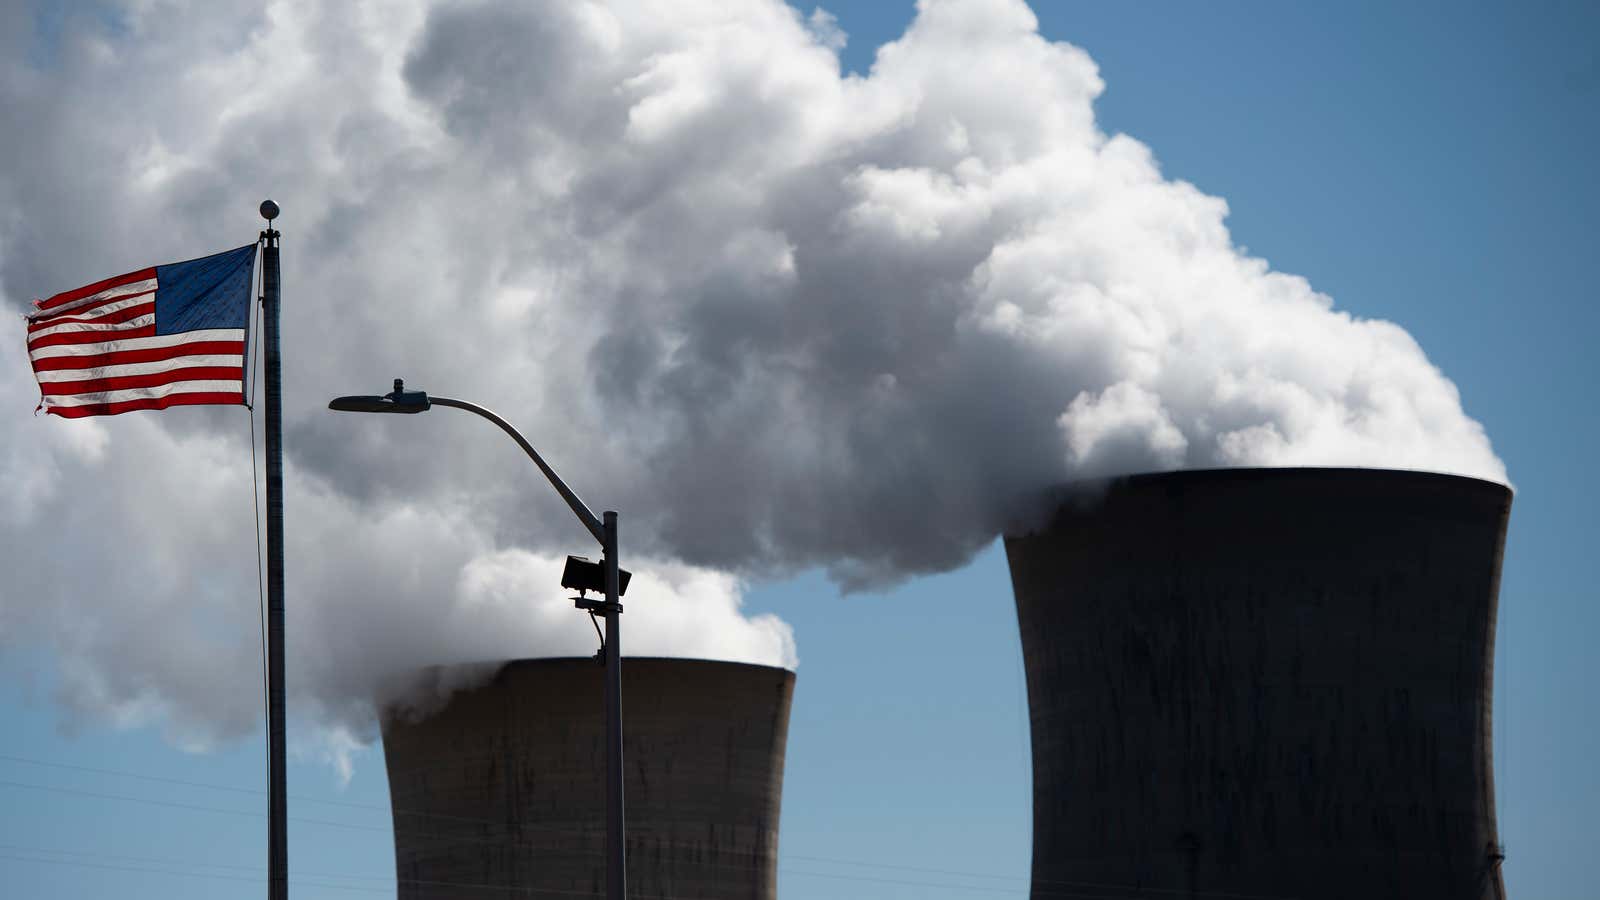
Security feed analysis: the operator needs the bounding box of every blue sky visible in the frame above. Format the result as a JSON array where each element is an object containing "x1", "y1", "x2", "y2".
[{"x1": 2, "y1": 2, "x2": 1597, "y2": 899}]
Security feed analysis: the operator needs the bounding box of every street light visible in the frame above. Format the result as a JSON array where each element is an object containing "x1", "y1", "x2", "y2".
[{"x1": 329, "y1": 378, "x2": 630, "y2": 900}]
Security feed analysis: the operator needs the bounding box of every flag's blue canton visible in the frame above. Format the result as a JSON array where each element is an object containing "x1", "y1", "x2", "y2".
[{"x1": 155, "y1": 244, "x2": 256, "y2": 335}]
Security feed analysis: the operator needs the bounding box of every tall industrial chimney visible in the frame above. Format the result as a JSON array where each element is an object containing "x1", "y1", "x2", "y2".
[
  {"x1": 382, "y1": 657, "x2": 795, "y2": 900},
  {"x1": 1004, "y1": 468, "x2": 1511, "y2": 900}
]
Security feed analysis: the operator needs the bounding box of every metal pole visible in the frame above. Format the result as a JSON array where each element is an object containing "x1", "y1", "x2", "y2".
[
  {"x1": 261, "y1": 204, "x2": 288, "y2": 900},
  {"x1": 603, "y1": 510, "x2": 627, "y2": 900}
]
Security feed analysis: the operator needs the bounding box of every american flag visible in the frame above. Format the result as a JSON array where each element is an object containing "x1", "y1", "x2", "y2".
[{"x1": 25, "y1": 244, "x2": 258, "y2": 418}]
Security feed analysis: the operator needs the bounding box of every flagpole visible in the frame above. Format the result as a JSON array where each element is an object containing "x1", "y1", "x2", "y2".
[{"x1": 260, "y1": 199, "x2": 287, "y2": 900}]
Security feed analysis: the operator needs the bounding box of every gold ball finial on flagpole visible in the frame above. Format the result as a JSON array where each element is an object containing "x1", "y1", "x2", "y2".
[{"x1": 260, "y1": 199, "x2": 280, "y2": 222}]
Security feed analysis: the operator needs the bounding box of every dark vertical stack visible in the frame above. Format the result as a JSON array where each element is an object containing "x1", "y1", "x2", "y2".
[
  {"x1": 383, "y1": 657, "x2": 795, "y2": 900},
  {"x1": 1004, "y1": 468, "x2": 1511, "y2": 900}
]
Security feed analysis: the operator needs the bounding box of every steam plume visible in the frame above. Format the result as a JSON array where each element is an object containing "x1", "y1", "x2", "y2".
[{"x1": 0, "y1": 0, "x2": 1503, "y2": 752}]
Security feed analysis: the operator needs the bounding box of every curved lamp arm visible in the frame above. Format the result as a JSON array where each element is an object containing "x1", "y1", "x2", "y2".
[
  {"x1": 426, "y1": 395, "x2": 605, "y2": 546},
  {"x1": 329, "y1": 381, "x2": 605, "y2": 547}
]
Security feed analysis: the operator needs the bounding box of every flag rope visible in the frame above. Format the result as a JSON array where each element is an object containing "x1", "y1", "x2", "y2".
[
  {"x1": 246, "y1": 238, "x2": 272, "y2": 889},
  {"x1": 246, "y1": 234, "x2": 264, "y2": 412}
]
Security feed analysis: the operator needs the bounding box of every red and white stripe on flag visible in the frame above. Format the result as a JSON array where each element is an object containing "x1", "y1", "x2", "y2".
[{"x1": 25, "y1": 244, "x2": 258, "y2": 418}]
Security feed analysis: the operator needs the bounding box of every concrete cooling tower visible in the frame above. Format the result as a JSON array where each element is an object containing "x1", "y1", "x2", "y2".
[
  {"x1": 382, "y1": 657, "x2": 795, "y2": 900},
  {"x1": 1004, "y1": 468, "x2": 1512, "y2": 900}
]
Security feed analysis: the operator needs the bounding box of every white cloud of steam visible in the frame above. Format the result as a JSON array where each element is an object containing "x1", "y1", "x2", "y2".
[
  {"x1": 291, "y1": 493, "x2": 796, "y2": 742},
  {"x1": 806, "y1": 8, "x2": 849, "y2": 52},
  {"x1": 1060, "y1": 382, "x2": 1189, "y2": 478},
  {"x1": 0, "y1": 0, "x2": 1504, "y2": 757},
  {"x1": 0, "y1": 329, "x2": 792, "y2": 756}
]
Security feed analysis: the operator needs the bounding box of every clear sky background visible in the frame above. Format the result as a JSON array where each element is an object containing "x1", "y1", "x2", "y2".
[{"x1": 2, "y1": 2, "x2": 1597, "y2": 899}]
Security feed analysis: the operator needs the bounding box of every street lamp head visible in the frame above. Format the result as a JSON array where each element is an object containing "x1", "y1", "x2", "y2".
[{"x1": 328, "y1": 378, "x2": 432, "y2": 414}]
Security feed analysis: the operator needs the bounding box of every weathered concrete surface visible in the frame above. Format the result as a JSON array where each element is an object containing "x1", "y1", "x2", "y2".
[
  {"x1": 1005, "y1": 468, "x2": 1511, "y2": 900},
  {"x1": 382, "y1": 657, "x2": 795, "y2": 900}
]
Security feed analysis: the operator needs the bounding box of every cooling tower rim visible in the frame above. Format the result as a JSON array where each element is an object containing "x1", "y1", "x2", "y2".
[
  {"x1": 412, "y1": 655, "x2": 796, "y2": 678},
  {"x1": 1008, "y1": 465, "x2": 1512, "y2": 539},
  {"x1": 501, "y1": 655, "x2": 794, "y2": 675},
  {"x1": 380, "y1": 656, "x2": 795, "y2": 730},
  {"x1": 1051, "y1": 465, "x2": 1511, "y2": 496}
]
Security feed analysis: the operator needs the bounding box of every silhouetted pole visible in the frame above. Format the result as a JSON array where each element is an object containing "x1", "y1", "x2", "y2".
[
  {"x1": 603, "y1": 509, "x2": 626, "y2": 900},
  {"x1": 260, "y1": 199, "x2": 287, "y2": 900}
]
